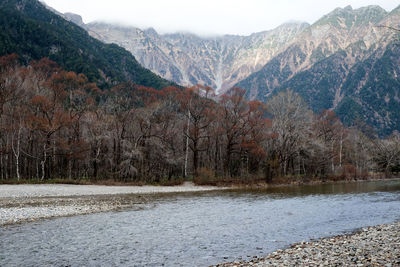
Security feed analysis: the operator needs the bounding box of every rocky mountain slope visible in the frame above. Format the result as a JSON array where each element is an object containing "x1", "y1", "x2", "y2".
[
  {"x1": 0, "y1": 0, "x2": 174, "y2": 89},
  {"x1": 236, "y1": 5, "x2": 400, "y2": 135},
  {"x1": 59, "y1": 5, "x2": 400, "y2": 135},
  {"x1": 75, "y1": 20, "x2": 308, "y2": 93}
]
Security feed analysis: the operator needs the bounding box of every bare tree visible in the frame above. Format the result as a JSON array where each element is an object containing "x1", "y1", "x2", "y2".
[
  {"x1": 267, "y1": 90, "x2": 313, "y2": 176},
  {"x1": 371, "y1": 133, "x2": 400, "y2": 178}
]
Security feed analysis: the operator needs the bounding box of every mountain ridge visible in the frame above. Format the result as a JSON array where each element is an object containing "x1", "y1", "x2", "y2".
[
  {"x1": 0, "y1": 0, "x2": 175, "y2": 89},
  {"x1": 236, "y1": 4, "x2": 400, "y2": 135},
  {"x1": 13, "y1": 2, "x2": 400, "y2": 135},
  {"x1": 75, "y1": 19, "x2": 309, "y2": 93}
]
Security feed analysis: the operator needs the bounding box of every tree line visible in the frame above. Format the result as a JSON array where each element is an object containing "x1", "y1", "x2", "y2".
[{"x1": 0, "y1": 54, "x2": 399, "y2": 184}]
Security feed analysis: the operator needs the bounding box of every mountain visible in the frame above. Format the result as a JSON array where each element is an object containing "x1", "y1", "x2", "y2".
[
  {"x1": 63, "y1": 12, "x2": 85, "y2": 27},
  {"x1": 0, "y1": 0, "x2": 174, "y2": 89},
  {"x1": 236, "y1": 5, "x2": 400, "y2": 135},
  {"x1": 82, "y1": 21, "x2": 308, "y2": 93},
  {"x1": 61, "y1": 5, "x2": 400, "y2": 135},
  {"x1": 5, "y1": 1, "x2": 399, "y2": 135}
]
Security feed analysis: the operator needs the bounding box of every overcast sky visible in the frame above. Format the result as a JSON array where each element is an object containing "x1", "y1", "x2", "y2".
[{"x1": 43, "y1": 0, "x2": 398, "y2": 36}]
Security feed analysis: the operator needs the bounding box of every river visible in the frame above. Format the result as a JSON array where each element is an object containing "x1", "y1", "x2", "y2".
[{"x1": 1, "y1": 180, "x2": 400, "y2": 266}]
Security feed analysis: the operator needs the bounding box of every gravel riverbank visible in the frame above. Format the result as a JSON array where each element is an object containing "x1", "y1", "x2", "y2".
[
  {"x1": 217, "y1": 221, "x2": 400, "y2": 267},
  {"x1": 0, "y1": 183, "x2": 225, "y2": 226}
]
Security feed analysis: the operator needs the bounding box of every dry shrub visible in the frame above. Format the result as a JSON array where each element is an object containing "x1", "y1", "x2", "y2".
[
  {"x1": 193, "y1": 167, "x2": 217, "y2": 185},
  {"x1": 342, "y1": 164, "x2": 357, "y2": 180},
  {"x1": 194, "y1": 168, "x2": 267, "y2": 186},
  {"x1": 157, "y1": 177, "x2": 184, "y2": 186}
]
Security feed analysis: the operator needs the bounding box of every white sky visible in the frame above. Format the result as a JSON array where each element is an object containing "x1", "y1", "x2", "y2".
[{"x1": 43, "y1": 0, "x2": 399, "y2": 36}]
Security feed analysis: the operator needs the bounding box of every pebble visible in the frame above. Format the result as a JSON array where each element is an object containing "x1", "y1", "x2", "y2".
[
  {"x1": 0, "y1": 196, "x2": 142, "y2": 226},
  {"x1": 215, "y1": 221, "x2": 400, "y2": 267},
  {"x1": 0, "y1": 183, "x2": 225, "y2": 198},
  {"x1": 0, "y1": 183, "x2": 226, "y2": 226}
]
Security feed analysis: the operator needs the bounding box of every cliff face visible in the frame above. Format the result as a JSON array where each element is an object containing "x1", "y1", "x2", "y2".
[
  {"x1": 236, "y1": 5, "x2": 400, "y2": 135},
  {"x1": 82, "y1": 21, "x2": 308, "y2": 93},
  {"x1": 237, "y1": 5, "x2": 390, "y2": 99}
]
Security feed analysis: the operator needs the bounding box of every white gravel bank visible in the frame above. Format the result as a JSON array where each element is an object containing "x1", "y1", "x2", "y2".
[
  {"x1": 1, "y1": 205, "x2": 103, "y2": 225},
  {"x1": 0, "y1": 182, "x2": 226, "y2": 226},
  {"x1": 0, "y1": 182, "x2": 223, "y2": 198}
]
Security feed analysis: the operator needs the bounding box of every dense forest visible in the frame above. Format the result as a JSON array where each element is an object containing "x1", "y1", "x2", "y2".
[
  {"x1": 0, "y1": 0, "x2": 175, "y2": 90},
  {"x1": 0, "y1": 54, "x2": 399, "y2": 184}
]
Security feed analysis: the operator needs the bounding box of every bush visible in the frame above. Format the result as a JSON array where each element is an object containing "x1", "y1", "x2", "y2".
[
  {"x1": 341, "y1": 164, "x2": 357, "y2": 180},
  {"x1": 193, "y1": 167, "x2": 217, "y2": 185},
  {"x1": 157, "y1": 177, "x2": 185, "y2": 186}
]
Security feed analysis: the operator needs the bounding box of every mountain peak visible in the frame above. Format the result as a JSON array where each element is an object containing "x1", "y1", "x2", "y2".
[
  {"x1": 144, "y1": 27, "x2": 159, "y2": 37},
  {"x1": 63, "y1": 12, "x2": 84, "y2": 27},
  {"x1": 344, "y1": 5, "x2": 353, "y2": 11},
  {"x1": 313, "y1": 4, "x2": 387, "y2": 29},
  {"x1": 389, "y1": 4, "x2": 400, "y2": 15},
  {"x1": 330, "y1": 5, "x2": 353, "y2": 15}
]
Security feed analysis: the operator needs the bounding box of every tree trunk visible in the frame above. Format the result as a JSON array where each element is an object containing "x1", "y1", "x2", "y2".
[
  {"x1": 12, "y1": 126, "x2": 21, "y2": 181},
  {"x1": 0, "y1": 154, "x2": 3, "y2": 180},
  {"x1": 225, "y1": 143, "x2": 232, "y2": 177},
  {"x1": 184, "y1": 109, "x2": 190, "y2": 178},
  {"x1": 41, "y1": 144, "x2": 46, "y2": 180},
  {"x1": 15, "y1": 154, "x2": 20, "y2": 181},
  {"x1": 339, "y1": 132, "x2": 343, "y2": 169},
  {"x1": 68, "y1": 155, "x2": 72, "y2": 180},
  {"x1": 214, "y1": 137, "x2": 219, "y2": 176}
]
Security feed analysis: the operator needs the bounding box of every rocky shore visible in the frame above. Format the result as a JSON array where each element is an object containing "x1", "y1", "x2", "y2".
[
  {"x1": 0, "y1": 183, "x2": 225, "y2": 226},
  {"x1": 217, "y1": 221, "x2": 400, "y2": 267}
]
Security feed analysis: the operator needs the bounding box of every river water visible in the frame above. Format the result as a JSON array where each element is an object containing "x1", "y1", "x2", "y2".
[{"x1": 1, "y1": 180, "x2": 400, "y2": 266}]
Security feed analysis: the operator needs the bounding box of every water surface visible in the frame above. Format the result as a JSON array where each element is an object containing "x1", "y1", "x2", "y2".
[{"x1": 1, "y1": 180, "x2": 400, "y2": 266}]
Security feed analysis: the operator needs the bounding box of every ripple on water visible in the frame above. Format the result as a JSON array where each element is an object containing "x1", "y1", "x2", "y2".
[{"x1": 0, "y1": 180, "x2": 400, "y2": 266}]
